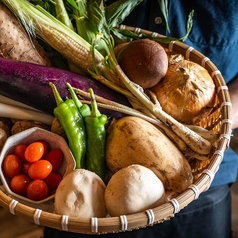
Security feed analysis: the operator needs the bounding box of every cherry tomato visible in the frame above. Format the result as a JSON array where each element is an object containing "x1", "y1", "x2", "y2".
[
  {"x1": 10, "y1": 174, "x2": 31, "y2": 195},
  {"x1": 2, "y1": 154, "x2": 22, "y2": 178},
  {"x1": 37, "y1": 140, "x2": 50, "y2": 159},
  {"x1": 14, "y1": 143, "x2": 28, "y2": 162},
  {"x1": 28, "y1": 160, "x2": 52, "y2": 180},
  {"x1": 45, "y1": 148, "x2": 64, "y2": 171},
  {"x1": 44, "y1": 172, "x2": 62, "y2": 191},
  {"x1": 21, "y1": 161, "x2": 31, "y2": 175},
  {"x1": 24, "y1": 141, "x2": 44, "y2": 162},
  {"x1": 27, "y1": 179, "x2": 48, "y2": 201}
]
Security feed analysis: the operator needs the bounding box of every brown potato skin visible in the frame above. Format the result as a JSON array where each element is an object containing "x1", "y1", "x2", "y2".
[
  {"x1": 117, "y1": 39, "x2": 168, "y2": 89},
  {"x1": 106, "y1": 116, "x2": 193, "y2": 193}
]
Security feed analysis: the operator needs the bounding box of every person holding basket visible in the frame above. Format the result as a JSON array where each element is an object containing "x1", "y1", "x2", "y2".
[{"x1": 44, "y1": 1, "x2": 238, "y2": 237}]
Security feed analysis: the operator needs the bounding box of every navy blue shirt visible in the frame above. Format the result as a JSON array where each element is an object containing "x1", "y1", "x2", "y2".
[{"x1": 110, "y1": 0, "x2": 238, "y2": 187}]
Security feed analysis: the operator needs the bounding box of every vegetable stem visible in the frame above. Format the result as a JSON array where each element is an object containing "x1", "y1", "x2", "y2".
[
  {"x1": 74, "y1": 87, "x2": 214, "y2": 160},
  {"x1": 0, "y1": 103, "x2": 54, "y2": 125},
  {"x1": 66, "y1": 82, "x2": 91, "y2": 117},
  {"x1": 49, "y1": 82, "x2": 64, "y2": 106},
  {"x1": 0, "y1": 95, "x2": 43, "y2": 112},
  {"x1": 88, "y1": 88, "x2": 101, "y2": 118},
  {"x1": 114, "y1": 64, "x2": 213, "y2": 155}
]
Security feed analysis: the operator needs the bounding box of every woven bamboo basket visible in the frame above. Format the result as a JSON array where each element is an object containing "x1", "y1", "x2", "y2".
[{"x1": 0, "y1": 25, "x2": 233, "y2": 234}]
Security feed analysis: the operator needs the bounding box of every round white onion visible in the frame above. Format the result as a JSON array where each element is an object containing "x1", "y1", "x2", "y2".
[{"x1": 151, "y1": 59, "x2": 216, "y2": 125}]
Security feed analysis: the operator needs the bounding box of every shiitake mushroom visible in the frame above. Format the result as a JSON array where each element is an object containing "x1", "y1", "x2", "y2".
[{"x1": 117, "y1": 39, "x2": 168, "y2": 89}]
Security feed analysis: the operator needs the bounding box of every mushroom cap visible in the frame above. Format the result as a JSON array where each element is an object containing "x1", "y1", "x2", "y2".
[{"x1": 118, "y1": 39, "x2": 168, "y2": 89}]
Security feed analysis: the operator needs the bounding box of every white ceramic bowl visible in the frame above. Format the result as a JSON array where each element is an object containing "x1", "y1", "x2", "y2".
[{"x1": 0, "y1": 127, "x2": 75, "y2": 205}]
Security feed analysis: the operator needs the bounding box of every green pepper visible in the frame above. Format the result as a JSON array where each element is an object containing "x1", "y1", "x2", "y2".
[
  {"x1": 85, "y1": 88, "x2": 107, "y2": 179},
  {"x1": 66, "y1": 82, "x2": 91, "y2": 118},
  {"x1": 49, "y1": 82, "x2": 86, "y2": 169}
]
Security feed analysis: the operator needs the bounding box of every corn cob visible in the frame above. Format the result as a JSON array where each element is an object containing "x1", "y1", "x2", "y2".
[
  {"x1": 37, "y1": 25, "x2": 95, "y2": 73},
  {"x1": 2, "y1": 0, "x2": 105, "y2": 74}
]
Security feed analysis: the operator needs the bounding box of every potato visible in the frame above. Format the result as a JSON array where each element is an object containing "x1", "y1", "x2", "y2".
[
  {"x1": 54, "y1": 169, "x2": 107, "y2": 218},
  {"x1": 117, "y1": 39, "x2": 168, "y2": 89},
  {"x1": 0, "y1": 3, "x2": 52, "y2": 66},
  {"x1": 105, "y1": 164, "x2": 165, "y2": 216},
  {"x1": 106, "y1": 116, "x2": 193, "y2": 193}
]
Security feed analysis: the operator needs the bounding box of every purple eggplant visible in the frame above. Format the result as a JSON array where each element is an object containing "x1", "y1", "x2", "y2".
[{"x1": 0, "y1": 57, "x2": 130, "y2": 117}]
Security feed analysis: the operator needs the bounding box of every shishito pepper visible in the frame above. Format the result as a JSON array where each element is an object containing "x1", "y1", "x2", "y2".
[
  {"x1": 49, "y1": 82, "x2": 86, "y2": 169},
  {"x1": 85, "y1": 88, "x2": 107, "y2": 179},
  {"x1": 66, "y1": 82, "x2": 91, "y2": 118}
]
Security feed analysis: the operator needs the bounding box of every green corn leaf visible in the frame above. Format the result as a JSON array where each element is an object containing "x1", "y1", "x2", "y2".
[
  {"x1": 180, "y1": 10, "x2": 194, "y2": 41},
  {"x1": 157, "y1": 0, "x2": 170, "y2": 33},
  {"x1": 87, "y1": 0, "x2": 109, "y2": 37},
  {"x1": 105, "y1": 0, "x2": 142, "y2": 28},
  {"x1": 67, "y1": 0, "x2": 87, "y2": 16}
]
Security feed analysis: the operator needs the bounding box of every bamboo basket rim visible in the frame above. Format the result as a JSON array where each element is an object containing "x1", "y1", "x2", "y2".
[{"x1": 0, "y1": 25, "x2": 233, "y2": 234}]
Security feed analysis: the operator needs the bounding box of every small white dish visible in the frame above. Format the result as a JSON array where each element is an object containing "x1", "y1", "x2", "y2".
[{"x1": 0, "y1": 127, "x2": 75, "y2": 205}]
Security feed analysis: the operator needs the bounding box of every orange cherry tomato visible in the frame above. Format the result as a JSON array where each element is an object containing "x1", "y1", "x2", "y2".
[
  {"x1": 45, "y1": 148, "x2": 64, "y2": 171},
  {"x1": 10, "y1": 174, "x2": 31, "y2": 195},
  {"x1": 24, "y1": 141, "x2": 44, "y2": 162},
  {"x1": 27, "y1": 179, "x2": 48, "y2": 201},
  {"x1": 14, "y1": 143, "x2": 28, "y2": 162},
  {"x1": 2, "y1": 154, "x2": 22, "y2": 178},
  {"x1": 44, "y1": 172, "x2": 62, "y2": 191},
  {"x1": 28, "y1": 160, "x2": 52, "y2": 180}
]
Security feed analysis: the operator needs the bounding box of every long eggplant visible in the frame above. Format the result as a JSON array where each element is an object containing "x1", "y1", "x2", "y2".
[{"x1": 0, "y1": 57, "x2": 130, "y2": 117}]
